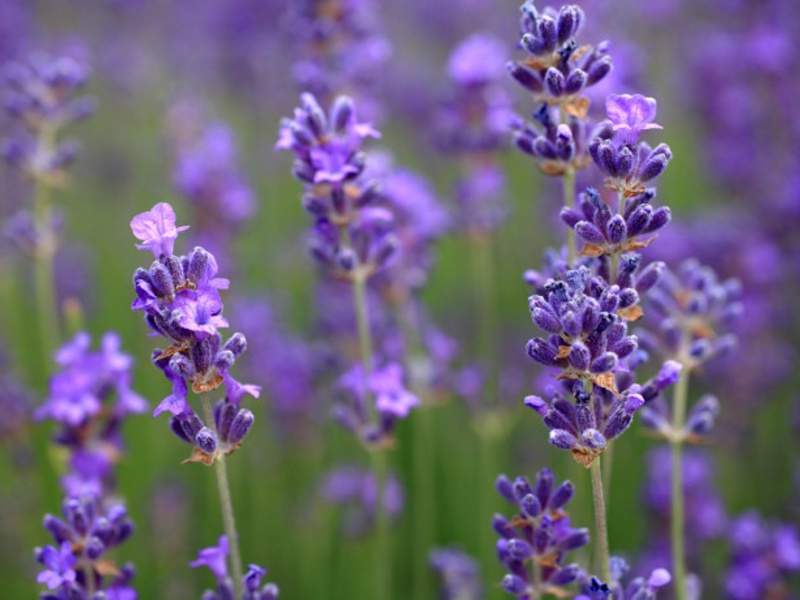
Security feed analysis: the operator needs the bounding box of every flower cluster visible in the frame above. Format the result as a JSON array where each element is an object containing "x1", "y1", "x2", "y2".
[
  {"x1": 1, "y1": 53, "x2": 94, "y2": 182},
  {"x1": 190, "y1": 536, "x2": 280, "y2": 600},
  {"x1": 277, "y1": 93, "x2": 398, "y2": 281},
  {"x1": 438, "y1": 34, "x2": 512, "y2": 234},
  {"x1": 334, "y1": 362, "x2": 420, "y2": 447},
  {"x1": 640, "y1": 258, "x2": 741, "y2": 369},
  {"x1": 724, "y1": 511, "x2": 800, "y2": 600},
  {"x1": 525, "y1": 381, "x2": 645, "y2": 466},
  {"x1": 429, "y1": 547, "x2": 483, "y2": 600},
  {"x1": 575, "y1": 559, "x2": 670, "y2": 600},
  {"x1": 561, "y1": 186, "x2": 671, "y2": 259},
  {"x1": 494, "y1": 469, "x2": 588, "y2": 597},
  {"x1": 508, "y1": 2, "x2": 613, "y2": 177},
  {"x1": 285, "y1": 0, "x2": 390, "y2": 118},
  {"x1": 589, "y1": 95, "x2": 672, "y2": 198},
  {"x1": 320, "y1": 465, "x2": 404, "y2": 537},
  {"x1": 130, "y1": 202, "x2": 259, "y2": 462},
  {"x1": 526, "y1": 264, "x2": 657, "y2": 390},
  {"x1": 35, "y1": 332, "x2": 146, "y2": 496},
  {"x1": 512, "y1": 3, "x2": 611, "y2": 108},
  {"x1": 171, "y1": 117, "x2": 255, "y2": 269},
  {"x1": 36, "y1": 496, "x2": 137, "y2": 598}
]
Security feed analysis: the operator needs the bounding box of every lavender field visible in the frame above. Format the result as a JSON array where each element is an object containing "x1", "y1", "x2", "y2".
[{"x1": 2, "y1": 1, "x2": 799, "y2": 599}]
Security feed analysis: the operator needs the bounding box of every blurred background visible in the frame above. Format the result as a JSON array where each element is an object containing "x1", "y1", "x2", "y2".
[{"x1": 1, "y1": 0, "x2": 798, "y2": 598}]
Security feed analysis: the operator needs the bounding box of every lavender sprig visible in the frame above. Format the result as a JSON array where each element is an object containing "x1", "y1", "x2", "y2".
[{"x1": 129, "y1": 201, "x2": 260, "y2": 597}]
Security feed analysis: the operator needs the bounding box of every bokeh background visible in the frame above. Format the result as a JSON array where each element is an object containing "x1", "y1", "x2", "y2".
[{"x1": 1, "y1": 0, "x2": 798, "y2": 598}]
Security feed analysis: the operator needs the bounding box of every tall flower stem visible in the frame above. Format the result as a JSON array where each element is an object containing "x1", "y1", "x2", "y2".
[
  {"x1": 32, "y1": 173, "x2": 61, "y2": 376},
  {"x1": 200, "y1": 393, "x2": 244, "y2": 597},
  {"x1": 468, "y1": 233, "x2": 498, "y2": 403},
  {"x1": 669, "y1": 367, "x2": 691, "y2": 600},
  {"x1": 397, "y1": 302, "x2": 436, "y2": 599},
  {"x1": 563, "y1": 168, "x2": 576, "y2": 264},
  {"x1": 589, "y1": 458, "x2": 612, "y2": 585},
  {"x1": 352, "y1": 272, "x2": 391, "y2": 600}
]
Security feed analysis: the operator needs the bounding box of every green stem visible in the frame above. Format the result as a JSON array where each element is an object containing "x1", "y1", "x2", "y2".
[
  {"x1": 563, "y1": 169, "x2": 576, "y2": 265},
  {"x1": 33, "y1": 178, "x2": 61, "y2": 375},
  {"x1": 590, "y1": 459, "x2": 612, "y2": 586},
  {"x1": 200, "y1": 393, "x2": 244, "y2": 597},
  {"x1": 351, "y1": 273, "x2": 392, "y2": 600},
  {"x1": 670, "y1": 368, "x2": 691, "y2": 600},
  {"x1": 468, "y1": 235, "x2": 498, "y2": 405},
  {"x1": 370, "y1": 449, "x2": 391, "y2": 600}
]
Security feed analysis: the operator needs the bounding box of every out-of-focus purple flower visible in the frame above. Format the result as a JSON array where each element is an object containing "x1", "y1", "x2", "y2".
[
  {"x1": 605, "y1": 94, "x2": 662, "y2": 146},
  {"x1": 35, "y1": 542, "x2": 76, "y2": 590},
  {"x1": 321, "y1": 465, "x2": 404, "y2": 537},
  {"x1": 285, "y1": 0, "x2": 390, "y2": 120},
  {"x1": 494, "y1": 468, "x2": 587, "y2": 598},
  {"x1": 640, "y1": 258, "x2": 741, "y2": 370},
  {"x1": 725, "y1": 511, "x2": 800, "y2": 600},
  {"x1": 576, "y1": 559, "x2": 671, "y2": 599},
  {"x1": 335, "y1": 362, "x2": 418, "y2": 446},
  {"x1": 429, "y1": 547, "x2": 483, "y2": 600},
  {"x1": 37, "y1": 496, "x2": 136, "y2": 596},
  {"x1": 1, "y1": 52, "x2": 94, "y2": 181}
]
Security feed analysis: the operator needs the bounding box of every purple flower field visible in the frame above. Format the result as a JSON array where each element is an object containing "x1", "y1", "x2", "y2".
[{"x1": 1, "y1": 1, "x2": 799, "y2": 598}]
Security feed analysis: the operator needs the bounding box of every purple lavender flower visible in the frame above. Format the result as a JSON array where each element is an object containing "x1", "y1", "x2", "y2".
[
  {"x1": 321, "y1": 465, "x2": 404, "y2": 537},
  {"x1": 429, "y1": 547, "x2": 483, "y2": 600},
  {"x1": 35, "y1": 332, "x2": 146, "y2": 494},
  {"x1": 129, "y1": 202, "x2": 259, "y2": 462},
  {"x1": 589, "y1": 94, "x2": 672, "y2": 198},
  {"x1": 37, "y1": 496, "x2": 137, "y2": 597},
  {"x1": 1, "y1": 53, "x2": 94, "y2": 181},
  {"x1": 191, "y1": 536, "x2": 279, "y2": 600},
  {"x1": 640, "y1": 258, "x2": 741, "y2": 369},
  {"x1": 576, "y1": 559, "x2": 671, "y2": 599},
  {"x1": 560, "y1": 186, "x2": 671, "y2": 259},
  {"x1": 525, "y1": 265, "x2": 645, "y2": 389},
  {"x1": 494, "y1": 468, "x2": 587, "y2": 597},
  {"x1": 169, "y1": 115, "x2": 255, "y2": 270},
  {"x1": 334, "y1": 362, "x2": 419, "y2": 446},
  {"x1": 285, "y1": 0, "x2": 391, "y2": 119},
  {"x1": 605, "y1": 94, "x2": 662, "y2": 146},
  {"x1": 725, "y1": 511, "x2": 800, "y2": 600},
  {"x1": 524, "y1": 379, "x2": 647, "y2": 466},
  {"x1": 130, "y1": 201, "x2": 189, "y2": 259}
]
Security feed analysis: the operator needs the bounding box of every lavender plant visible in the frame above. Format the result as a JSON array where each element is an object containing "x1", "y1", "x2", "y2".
[
  {"x1": 34, "y1": 332, "x2": 143, "y2": 598},
  {"x1": 129, "y1": 201, "x2": 261, "y2": 597},
  {"x1": 1, "y1": 53, "x2": 94, "y2": 372}
]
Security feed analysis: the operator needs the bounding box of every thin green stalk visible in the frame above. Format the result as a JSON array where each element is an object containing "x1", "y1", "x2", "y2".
[
  {"x1": 370, "y1": 449, "x2": 391, "y2": 600},
  {"x1": 670, "y1": 368, "x2": 691, "y2": 600},
  {"x1": 468, "y1": 235, "x2": 498, "y2": 405},
  {"x1": 589, "y1": 459, "x2": 612, "y2": 585},
  {"x1": 396, "y1": 300, "x2": 437, "y2": 598},
  {"x1": 200, "y1": 393, "x2": 244, "y2": 597},
  {"x1": 351, "y1": 273, "x2": 392, "y2": 600},
  {"x1": 563, "y1": 168, "x2": 577, "y2": 264},
  {"x1": 33, "y1": 178, "x2": 61, "y2": 375}
]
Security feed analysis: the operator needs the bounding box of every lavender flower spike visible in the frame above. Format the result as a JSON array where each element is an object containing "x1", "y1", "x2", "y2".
[
  {"x1": 605, "y1": 95, "x2": 663, "y2": 146},
  {"x1": 191, "y1": 536, "x2": 280, "y2": 600}
]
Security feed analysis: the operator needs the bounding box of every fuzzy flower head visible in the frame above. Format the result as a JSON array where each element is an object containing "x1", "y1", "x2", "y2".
[
  {"x1": 494, "y1": 468, "x2": 587, "y2": 598},
  {"x1": 429, "y1": 547, "x2": 483, "y2": 600},
  {"x1": 35, "y1": 542, "x2": 76, "y2": 590},
  {"x1": 130, "y1": 202, "x2": 189, "y2": 259},
  {"x1": 334, "y1": 362, "x2": 419, "y2": 448},
  {"x1": 605, "y1": 94, "x2": 662, "y2": 146},
  {"x1": 129, "y1": 203, "x2": 259, "y2": 461}
]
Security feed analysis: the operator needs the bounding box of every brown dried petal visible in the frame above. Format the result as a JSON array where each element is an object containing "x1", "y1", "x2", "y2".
[
  {"x1": 618, "y1": 305, "x2": 644, "y2": 322},
  {"x1": 564, "y1": 97, "x2": 590, "y2": 120},
  {"x1": 192, "y1": 373, "x2": 225, "y2": 394},
  {"x1": 592, "y1": 372, "x2": 619, "y2": 395}
]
